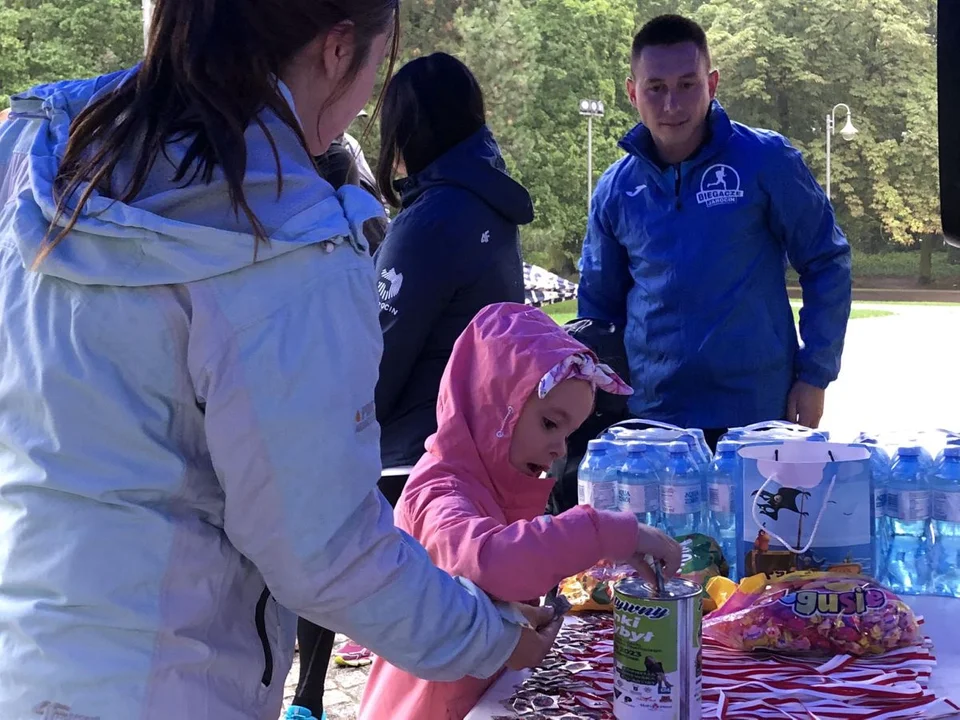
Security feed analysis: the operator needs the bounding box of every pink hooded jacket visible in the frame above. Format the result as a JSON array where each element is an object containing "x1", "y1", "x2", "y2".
[{"x1": 359, "y1": 303, "x2": 639, "y2": 720}]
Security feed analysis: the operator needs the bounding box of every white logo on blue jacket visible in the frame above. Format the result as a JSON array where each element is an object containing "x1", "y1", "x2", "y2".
[
  {"x1": 696, "y1": 164, "x2": 744, "y2": 207},
  {"x1": 378, "y1": 268, "x2": 403, "y2": 301}
]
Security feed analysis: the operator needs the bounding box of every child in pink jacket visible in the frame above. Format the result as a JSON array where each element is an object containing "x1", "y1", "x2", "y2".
[{"x1": 359, "y1": 303, "x2": 682, "y2": 720}]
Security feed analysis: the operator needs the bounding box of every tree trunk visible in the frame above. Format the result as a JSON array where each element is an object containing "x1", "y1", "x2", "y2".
[{"x1": 919, "y1": 234, "x2": 936, "y2": 285}]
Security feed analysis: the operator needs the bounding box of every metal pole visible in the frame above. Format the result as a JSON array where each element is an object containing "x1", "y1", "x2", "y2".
[
  {"x1": 825, "y1": 112, "x2": 832, "y2": 200},
  {"x1": 587, "y1": 115, "x2": 594, "y2": 212},
  {"x1": 142, "y1": 0, "x2": 153, "y2": 52}
]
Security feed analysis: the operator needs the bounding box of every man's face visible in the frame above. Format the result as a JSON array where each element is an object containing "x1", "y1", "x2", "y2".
[{"x1": 626, "y1": 42, "x2": 719, "y2": 161}]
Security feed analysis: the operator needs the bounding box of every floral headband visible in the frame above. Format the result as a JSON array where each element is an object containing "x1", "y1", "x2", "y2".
[{"x1": 538, "y1": 353, "x2": 633, "y2": 399}]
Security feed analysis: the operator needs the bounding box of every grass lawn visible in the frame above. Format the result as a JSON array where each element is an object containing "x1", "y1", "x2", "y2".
[
  {"x1": 541, "y1": 299, "x2": 893, "y2": 326},
  {"x1": 786, "y1": 249, "x2": 960, "y2": 284}
]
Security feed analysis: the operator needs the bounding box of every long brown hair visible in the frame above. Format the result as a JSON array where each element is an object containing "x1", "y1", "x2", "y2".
[
  {"x1": 37, "y1": 0, "x2": 399, "y2": 267},
  {"x1": 376, "y1": 53, "x2": 486, "y2": 208}
]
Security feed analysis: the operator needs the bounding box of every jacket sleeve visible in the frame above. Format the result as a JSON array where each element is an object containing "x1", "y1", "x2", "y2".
[
  {"x1": 577, "y1": 172, "x2": 632, "y2": 326},
  {"x1": 408, "y1": 483, "x2": 639, "y2": 602},
  {"x1": 374, "y1": 214, "x2": 459, "y2": 424},
  {"x1": 190, "y1": 248, "x2": 519, "y2": 682},
  {"x1": 766, "y1": 140, "x2": 853, "y2": 388}
]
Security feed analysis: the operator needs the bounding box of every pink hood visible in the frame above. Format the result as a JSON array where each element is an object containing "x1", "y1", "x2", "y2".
[{"x1": 419, "y1": 302, "x2": 599, "y2": 522}]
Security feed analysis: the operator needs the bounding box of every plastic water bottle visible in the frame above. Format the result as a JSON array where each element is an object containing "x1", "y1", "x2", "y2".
[
  {"x1": 932, "y1": 447, "x2": 960, "y2": 597},
  {"x1": 707, "y1": 441, "x2": 739, "y2": 579},
  {"x1": 688, "y1": 428, "x2": 713, "y2": 467},
  {"x1": 618, "y1": 443, "x2": 662, "y2": 528},
  {"x1": 863, "y1": 442, "x2": 892, "y2": 580},
  {"x1": 883, "y1": 446, "x2": 931, "y2": 594},
  {"x1": 660, "y1": 441, "x2": 705, "y2": 538},
  {"x1": 577, "y1": 440, "x2": 618, "y2": 511}
]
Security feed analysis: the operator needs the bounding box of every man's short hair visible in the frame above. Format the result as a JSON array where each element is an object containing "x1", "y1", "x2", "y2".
[{"x1": 632, "y1": 15, "x2": 711, "y2": 70}]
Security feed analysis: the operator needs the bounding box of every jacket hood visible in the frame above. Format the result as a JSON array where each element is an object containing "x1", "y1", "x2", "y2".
[
  {"x1": 415, "y1": 303, "x2": 598, "y2": 522},
  {"x1": 619, "y1": 99, "x2": 733, "y2": 169},
  {"x1": 1, "y1": 68, "x2": 384, "y2": 287},
  {"x1": 396, "y1": 126, "x2": 534, "y2": 226}
]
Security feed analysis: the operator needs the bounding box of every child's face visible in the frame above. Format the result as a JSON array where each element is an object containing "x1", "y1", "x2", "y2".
[{"x1": 509, "y1": 379, "x2": 595, "y2": 477}]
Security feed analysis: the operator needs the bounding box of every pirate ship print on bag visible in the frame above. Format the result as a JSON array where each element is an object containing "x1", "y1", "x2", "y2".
[{"x1": 738, "y1": 441, "x2": 876, "y2": 580}]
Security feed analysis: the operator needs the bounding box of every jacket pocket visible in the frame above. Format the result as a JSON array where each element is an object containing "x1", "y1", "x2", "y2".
[{"x1": 255, "y1": 588, "x2": 274, "y2": 687}]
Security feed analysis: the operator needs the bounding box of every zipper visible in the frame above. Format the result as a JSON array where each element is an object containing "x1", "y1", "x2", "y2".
[
  {"x1": 255, "y1": 588, "x2": 274, "y2": 687},
  {"x1": 674, "y1": 165, "x2": 683, "y2": 210}
]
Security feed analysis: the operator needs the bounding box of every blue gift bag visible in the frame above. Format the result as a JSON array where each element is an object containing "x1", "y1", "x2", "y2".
[{"x1": 736, "y1": 441, "x2": 875, "y2": 580}]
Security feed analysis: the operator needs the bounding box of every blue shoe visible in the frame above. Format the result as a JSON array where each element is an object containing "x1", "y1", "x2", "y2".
[{"x1": 285, "y1": 707, "x2": 324, "y2": 720}]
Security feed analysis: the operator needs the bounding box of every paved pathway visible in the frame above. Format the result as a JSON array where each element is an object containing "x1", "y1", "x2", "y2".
[{"x1": 279, "y1": 636, "x2": 370, "y2": 720}]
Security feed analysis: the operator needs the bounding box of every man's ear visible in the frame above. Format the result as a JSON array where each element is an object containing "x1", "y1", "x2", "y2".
[
  {"x1": 626, "y1": 76, "x2": 638, "y2": 108},
  {"x1": 707, "y1": 69, "x2": 720, "y2": 100}
]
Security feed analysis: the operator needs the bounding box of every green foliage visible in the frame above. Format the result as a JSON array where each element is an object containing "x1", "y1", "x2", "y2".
[
  {"x1": 0, "y1": 0, "x2": 142, "y2": 107},
  {"x1": 0, "y1": 0, "x2": 943, "y2": 280}
]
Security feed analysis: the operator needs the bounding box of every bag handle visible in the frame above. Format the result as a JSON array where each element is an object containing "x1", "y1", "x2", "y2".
[
  {"x1": 605, "y1": 418, "x2": 685, "y2": 435},
  {"x1": 740, "y1": 421, "x2": 812, "y2": 433},
  {"x1": 750, "y1": 450, "x2": 837, "y2": 555}
]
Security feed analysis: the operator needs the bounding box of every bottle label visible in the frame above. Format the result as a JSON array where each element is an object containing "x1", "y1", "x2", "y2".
[
  {"x1": 874, "y1": 488, "x2": 886, "y2": 517},
  {"x1": 708, "y1": 483, "x2": 733, "y2": 513},
  {"x1": 933, "y1": 490, "x2": 960, "y2": 523},
  {"x1": 661, "y1": 485, "x2": 702, "y2": 515},
  {"x1": 618, "y1": 484, "x2": 660, "y2": 514},
  {"x1": 885, "y1": 490, "x2": 931, "y2": 521},
  {"x1": 580, "y1": 481, "x2": 617, "y2": 511}
]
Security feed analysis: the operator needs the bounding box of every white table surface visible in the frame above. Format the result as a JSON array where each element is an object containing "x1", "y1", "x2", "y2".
[{"x1": 466, "y1": 595, "x2": 960, "y2": 720}]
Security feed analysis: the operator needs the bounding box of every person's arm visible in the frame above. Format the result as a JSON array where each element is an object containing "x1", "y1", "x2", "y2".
[
  {"x1": 374, "y1": 214, "x2": 458, "y2": 422},
  {"x1": 405, "y1": 482, "x2": 640, "y2": 602},
  {"x1": 190, "y1": 249, "x2": 520, "y2": 682},
  {"x1": 577, "y1": 172, "x2": 631, "y2": 325},
  {"x1": 766, "y1": 140, "x2": 852, "y2": 423}
]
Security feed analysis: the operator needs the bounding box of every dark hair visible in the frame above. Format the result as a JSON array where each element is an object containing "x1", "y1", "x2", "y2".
[
  {"x1": 632, "y1": 15, "x2": 711, "y2": 69},
  {"x1": 38, "y1": 0, "x2": 400, "y2": 266},
  {"x1": 376, "y1": 52, "x2": 486, "y2": 208},
  {"x1": 315, "y1": 138, "x2": 361, "y2": 190}
]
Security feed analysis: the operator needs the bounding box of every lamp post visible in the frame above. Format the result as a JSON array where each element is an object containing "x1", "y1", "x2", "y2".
[
  {"x1": 579, "y1": 99, "x2": 605, "y2": 211},
  {"x1": 142, "y1": 0, "x2": 153, "y2": 51},
  {"x1": 826, "y1": 103, "x2": 858, "y2": 200}
]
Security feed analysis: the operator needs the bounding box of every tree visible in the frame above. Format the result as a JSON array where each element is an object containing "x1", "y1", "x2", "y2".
[
  {"x1": 1, "y1": 0, "x2": 142, "y2": 108},
  {"x1": 695, "y1": 0, "x2": 940, "y2": 279}
]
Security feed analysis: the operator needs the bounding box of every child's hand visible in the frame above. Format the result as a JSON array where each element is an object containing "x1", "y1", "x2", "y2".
[
  {"x1": 505, "y1": 605, "x2": 563, "y2": 670},
  {"x1": 629, "y1": 525, "x2": 682, "y2": 586}
]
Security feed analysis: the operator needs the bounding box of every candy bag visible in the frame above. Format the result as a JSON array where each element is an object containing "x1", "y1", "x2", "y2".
[
  {"x1": 702, "y1": 571, "x2": 922, "y2": 656},
  {"x1": 676, "y1": 533, "x2": 727, "y2": 610},
  {"x1": 558, "y1": 560, "x2": 634, "y2": 612}
]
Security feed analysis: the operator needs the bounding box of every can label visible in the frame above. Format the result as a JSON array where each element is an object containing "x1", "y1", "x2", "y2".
[{"x1": 613, "y1": 582, "x2": 702, "y2": 719}]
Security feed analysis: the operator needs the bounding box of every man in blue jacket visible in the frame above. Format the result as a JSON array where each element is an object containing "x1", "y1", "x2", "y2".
[{"x1": 578, "y1": 15, "x2": 852, "y2": 446}]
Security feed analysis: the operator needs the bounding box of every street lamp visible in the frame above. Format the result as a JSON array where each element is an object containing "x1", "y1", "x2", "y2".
[
  {"x1": 142, "y1": 0, "x2": 153, "y2": 51},
  {"x1": 579, "y1": 99, "x2": 605, "y2": 211},
  {"x1": 826, "y1": 103, "x2": 858, "y2": 200}
]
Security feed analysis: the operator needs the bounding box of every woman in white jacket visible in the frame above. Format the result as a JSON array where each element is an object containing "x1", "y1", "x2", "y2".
[{"x1": 0, "y1": 2, "x2": 558, "y2": 719}]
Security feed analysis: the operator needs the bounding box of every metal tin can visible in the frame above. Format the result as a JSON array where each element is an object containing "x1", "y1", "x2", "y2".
[{"x1": 612, "y1": 577, "x2": 703, "y2": 719}]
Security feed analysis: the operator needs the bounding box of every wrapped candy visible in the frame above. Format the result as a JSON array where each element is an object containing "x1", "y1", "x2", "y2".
[
  {"x1": 703, "y1": 571, "x2": 922, "y2": 656},
  {"x1": 558, "y1": 560, "x2": 634, "y2": 612}
]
